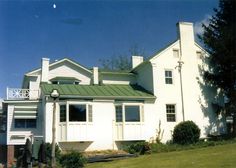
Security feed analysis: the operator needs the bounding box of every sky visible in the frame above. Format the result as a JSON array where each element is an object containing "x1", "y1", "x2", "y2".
[{"x1": 0, "y1": 0, "x2": 218, "y2": 98}]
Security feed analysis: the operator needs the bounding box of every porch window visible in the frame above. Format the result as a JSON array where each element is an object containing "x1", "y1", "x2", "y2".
[
  {"x1": 166, "y1": 104, "x2": 176, "y2": 122},
  {"x1": 115, "y1": 105, "x2": 122, "y2": 122},
  {"x1": 60, "y1": 105, "x2": 66, "y2": 122},
  {"x1": 88, "y1": 104, "x2": 93, "y2": 122},
  {"x1": 69, "y1": 105, "x2": 86, "y2": 122},
  {"x1": 125, "y1": 106, "x2": 140, "y2": 122},
  {"x1": 115, "y1": 104, "x2": 143, "y2": 122},
  {"x1": 15, "y1": 119, "x2": 36, "y2": 128}
]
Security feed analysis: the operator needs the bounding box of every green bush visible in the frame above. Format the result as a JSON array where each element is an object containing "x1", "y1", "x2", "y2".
[
  {"x1": 60, "y1": 151, "x2": 87, "y2": 168},
  {"x1": 173, "y1": 121, "x2": 200, "y2": 145},
  {"x1": 126, "y1": 142, "x2": 151, "y2": 155}
]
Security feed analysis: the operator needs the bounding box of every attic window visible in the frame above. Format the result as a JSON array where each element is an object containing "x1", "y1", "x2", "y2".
[
  {"x1": 196, "y1": 51, "x2": 203, "y2": 59},
  {"x1": 173, "y1": 49, "x2": 179, "y2": 58},
  {"x1": 50, "y1": 77, "x2": 80, "y2": 85}
]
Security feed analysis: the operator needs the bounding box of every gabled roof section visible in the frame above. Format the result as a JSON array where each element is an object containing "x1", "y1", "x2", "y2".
[
  {"x1": 26, "y1": 58, "x2": 92, "y2": 76},
  {"x1": 131, "y1": 39, "x2": 179, "y2": 72},
  {"x1": 195, "y1": 42, "x2": 209, "y2": 55},
  {"x1": 41, "y1": 83, "x2": 155, "y2": 100}
]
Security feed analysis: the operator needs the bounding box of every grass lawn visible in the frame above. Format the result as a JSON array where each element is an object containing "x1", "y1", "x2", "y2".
[{"x1": 86, "y1": 142, "x2": 236, "y2": 168}]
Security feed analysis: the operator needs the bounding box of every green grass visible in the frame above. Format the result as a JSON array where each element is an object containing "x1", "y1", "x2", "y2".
[{"x1": 86, "y1": 143, "x2": 236, "y2": 168}]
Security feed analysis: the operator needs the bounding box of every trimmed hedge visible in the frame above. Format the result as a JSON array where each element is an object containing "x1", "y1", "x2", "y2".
[
  {"x1": 173, "y1": 121, "x2": 200, "y2": 145},
  {"x1": 60, "y1": 151, "x2": 87, "y2": 168},
  {"x1": 126, "y1": 142, "x2": 151, "y2": 155}
]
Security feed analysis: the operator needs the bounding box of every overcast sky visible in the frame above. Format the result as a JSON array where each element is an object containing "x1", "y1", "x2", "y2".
[{"x1": 0, "y1": 0, "x2": 218, "y2": 98}]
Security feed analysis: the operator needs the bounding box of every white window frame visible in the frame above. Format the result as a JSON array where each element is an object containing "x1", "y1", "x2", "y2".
[
  {"x1": 165, "y1": 69, "x2": 173, "y2": 84},
  {"x1": 173, "y1": 49, "x2": 179, "y2": 58},
  {"x1": 166, "y1": 104, "x2": 176, "y2": 122},
  {"x1": 115, "y1": 103, "x2": 144, "y2": 123},
  {"x1": 59, "y1": 101, "x2": 93, "y2": 124}
]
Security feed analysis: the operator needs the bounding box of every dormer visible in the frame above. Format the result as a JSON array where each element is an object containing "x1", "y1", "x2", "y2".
[{"x1": 50, "y1": 77, "x2": 81, "y2": 85}]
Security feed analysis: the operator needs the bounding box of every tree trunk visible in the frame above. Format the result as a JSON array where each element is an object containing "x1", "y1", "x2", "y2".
[{"x1": 51, "y1": 100, "x2": 56, "y2": 168}]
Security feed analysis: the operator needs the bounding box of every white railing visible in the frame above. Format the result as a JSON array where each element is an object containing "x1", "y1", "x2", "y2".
[{"x1": 7, "y1": 88, "x2": 39, "y2": 100}]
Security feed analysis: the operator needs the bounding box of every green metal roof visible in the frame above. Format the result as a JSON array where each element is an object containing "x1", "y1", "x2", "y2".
[{"x1": 41, "y1": 83, "x2": 155, "y2": 100}]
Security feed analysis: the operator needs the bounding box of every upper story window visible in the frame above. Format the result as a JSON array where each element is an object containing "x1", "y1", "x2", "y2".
[
  {"x1": 59, "y1": 103, "x2": 93, "y2": 123},
  {"x1": 196, "y1": 51, "x2": 203, "y2": 59},
  {"x1": 165, "y1": 70, "x2": 173, "y2": 84},
  {"x1": 166, "y1": 104, "x2": 176, "y2": 122},
  {"x1": 173, "y1": 49, "x2": 179, "y2": 58},
  {"x1": 115, "y1": 104, "x2": 144, "y2": 123}
]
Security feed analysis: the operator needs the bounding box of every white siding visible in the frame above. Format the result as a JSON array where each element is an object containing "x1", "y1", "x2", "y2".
[
  {"x1": 6, "y1": 102, "x2": 43, "y2": 145},
  {"x1": 48, "y1": 62, "x2": 92, "y2": 85},
  {"x1": 102, "y1": 74, "x2": 136, "y2": 85}
]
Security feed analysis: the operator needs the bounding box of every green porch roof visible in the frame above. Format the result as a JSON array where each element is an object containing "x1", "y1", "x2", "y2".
[{"x1": 41, "y1": 83, "x2": 155, "y2": 100}]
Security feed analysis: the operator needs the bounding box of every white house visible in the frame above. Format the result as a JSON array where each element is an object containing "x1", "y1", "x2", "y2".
[{"x1": 1, "y1": 22, "x2": 226, "y2": 165}]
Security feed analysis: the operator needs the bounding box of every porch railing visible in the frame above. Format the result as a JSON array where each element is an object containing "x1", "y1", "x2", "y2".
[{"x1": 7, "y1": 88, "x2": 39, "y2": 100}]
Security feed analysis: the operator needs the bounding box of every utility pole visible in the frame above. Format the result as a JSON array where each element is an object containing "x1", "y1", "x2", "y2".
[
  {"x1": 177, "y1": 61, "x2": 185, "y2": 121},
  {"x1": 50, "y1": 89, "x2": 60, "y2": 168}
]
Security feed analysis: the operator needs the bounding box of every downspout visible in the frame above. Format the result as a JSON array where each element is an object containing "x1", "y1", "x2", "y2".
[{"x1": 177, "y1": 61, "x2": 185, "y2": 121}]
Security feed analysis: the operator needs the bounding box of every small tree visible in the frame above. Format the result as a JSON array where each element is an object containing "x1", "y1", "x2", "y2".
[
  {"x1": 173, "y1": 121, "x2": 200, "y2": 145},
  {"x1": 99, "y1": 44, "x2": 145, "y2": 70}
]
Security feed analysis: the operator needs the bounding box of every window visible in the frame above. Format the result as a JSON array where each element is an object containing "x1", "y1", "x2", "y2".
[
  {"x1": 51, "y1": 80, "x2": 80, "y2": 85},
  {"x1": 173, "y1": 49, "x2": 179, "y2": 58},
  {"x1": 69, "y1": 105, "x2": 86, "y2": 122},
  {"x1": 115, "y1": 105, "x2": 122, "y2": 122},
  {"x1": 125, "y1": 106, "x2": 140, "y2": 122},
  {"x1": 15, "y1": 119, "x2": 37, "y2": 128},
  {"x1": 52, "y1": 81, "x2": 58, "y2": 84},
  {"x1": 61, "y1": 104, "x2": 92, "y2": 122},
  {"x1": 165, "y1": 70, "x2": 173, "y2": 84},
  {"x1": 196, "y1": 51, "x2": 202, "y2": 59},
  {"x1": 115, "y1": 104, "x2": 143, "y2": 122},
  {"x1": 166, "y1": 105, "x2": 176, "y2": 122},
  {"x1": 60, "y1": 105, "x2": 66, "y2": 122},
  {"x1": 88, "y1": 104, "x2": 93, "y2": 122}
]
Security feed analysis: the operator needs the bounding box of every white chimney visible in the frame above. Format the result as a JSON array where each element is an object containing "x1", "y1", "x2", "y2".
[
  {"x1": 41, "y1": 58, "x2": 50, "y2": 82},
  {"x1": 132, "y1": 56, "x2": 143, "y2": 68},
  {"x1": 93, "y1": 67, "x2": 99, "y2": 85},
  {"x1": 177, "y1": 22, "x2": 195, "y2": 60}
]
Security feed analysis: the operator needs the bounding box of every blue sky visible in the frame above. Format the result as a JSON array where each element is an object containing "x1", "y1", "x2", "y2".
[{"x1": 0, "y1": 0, "x2": 218, "y2": 98}]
